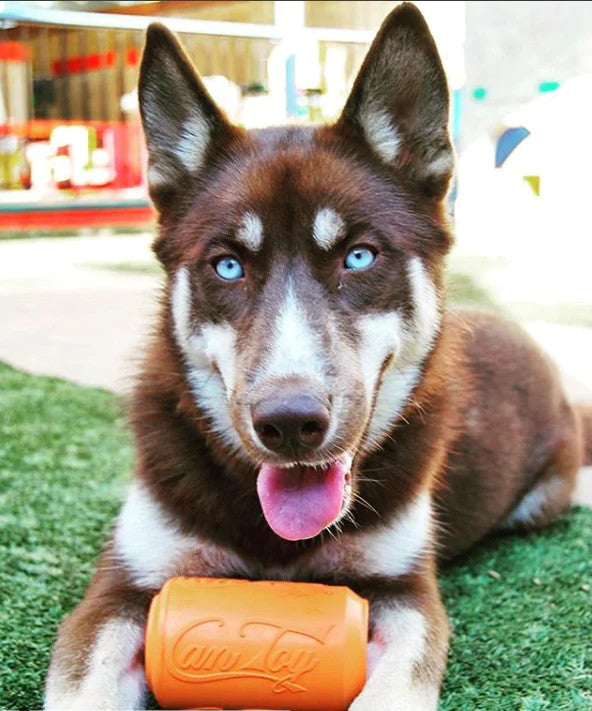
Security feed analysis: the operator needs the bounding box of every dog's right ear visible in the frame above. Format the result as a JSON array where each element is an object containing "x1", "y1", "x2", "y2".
[
  {"x1": 139, "y1": 24, "x2": 239, "y2": 211},
  {"x1": 335, "y1": 2, "x2": 453, "y2": 200}
]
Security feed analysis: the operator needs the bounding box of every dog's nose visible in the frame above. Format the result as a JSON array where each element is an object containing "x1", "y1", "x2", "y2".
[{"x1": 252, "y1": 391, "x2": 330, "y2": 455}]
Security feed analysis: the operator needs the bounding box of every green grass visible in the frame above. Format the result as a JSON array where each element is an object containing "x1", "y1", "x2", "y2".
[
  {"x1": 440, "y1": 518, "x2": 592, "y2": 710},
  {"x1": 0, "y1": 362, "x2": 590, "y2": 710},
  {"x1": 0, "y1": 363, "x2": 132, "y2": 710}
]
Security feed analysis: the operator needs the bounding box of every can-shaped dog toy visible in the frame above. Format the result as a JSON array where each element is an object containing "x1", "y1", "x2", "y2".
[{"x1": 145, "y1": 577, "x2": 368, "y2": 711}]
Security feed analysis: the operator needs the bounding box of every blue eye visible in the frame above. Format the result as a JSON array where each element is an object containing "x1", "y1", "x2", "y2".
[
  {"x1": 214, "y1": 256, "x2": 244, "y2": 281},
  {"x1": 344, "y1": 246, "x2": 376, "y2": 271}
]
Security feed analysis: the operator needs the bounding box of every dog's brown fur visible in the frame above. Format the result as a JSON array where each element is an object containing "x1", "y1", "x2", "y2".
[{"x1": 45, "y1": 4, "x2": 591, "y2": 710}]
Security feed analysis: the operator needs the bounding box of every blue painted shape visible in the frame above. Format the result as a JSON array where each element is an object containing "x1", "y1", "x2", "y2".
[
  {"x1": 495, "y1": 126, "x2": 530, "y2": 168},
  {"x1": 539, "y1": 81, "x2": 560, "y2": 93},
  {"x1": 285, "y1": 54, "x2": 298, "y2": 119},
  {"x1": 451, "y1": 88, "x2": 463, "y2": 144}
]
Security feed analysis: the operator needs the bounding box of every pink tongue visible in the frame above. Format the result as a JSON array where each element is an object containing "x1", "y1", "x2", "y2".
[{"x1": 257, "y1": 459, "x2": 348, "y2": 541}]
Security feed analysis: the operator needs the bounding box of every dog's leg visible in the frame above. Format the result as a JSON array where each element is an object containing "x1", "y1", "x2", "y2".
[
  {"x1": 500, "y1": 413, "x2": 581, "y2": 531},
  {"x1": 44, "y1": 553, "x2": 151, "y2": 711},
  {"x1": 349, "y1": 572, "x2": 449, "y2": 711}
]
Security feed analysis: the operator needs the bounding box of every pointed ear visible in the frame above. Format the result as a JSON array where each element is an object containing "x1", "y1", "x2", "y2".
[
  {"x1": 139, "y1": 24, "x2": 239, "y2": 210},
  {"x1": 336, "y1": 2, "x2": 453, "y2": 199}
]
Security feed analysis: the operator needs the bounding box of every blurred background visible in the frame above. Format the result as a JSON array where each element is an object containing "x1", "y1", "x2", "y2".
[{"x1": 0, "y1": 0, "x2": 590, "y2": 414}]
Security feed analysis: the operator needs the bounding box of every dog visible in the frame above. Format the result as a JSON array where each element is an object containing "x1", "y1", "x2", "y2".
[{"x1": 45, "y1": 3, "x2": 592, "y2": 709}]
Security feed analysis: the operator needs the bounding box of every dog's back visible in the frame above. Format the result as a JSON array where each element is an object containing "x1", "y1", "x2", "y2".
[{"x1": 435, "y1": 309, "x2": 582, "y2": 556}]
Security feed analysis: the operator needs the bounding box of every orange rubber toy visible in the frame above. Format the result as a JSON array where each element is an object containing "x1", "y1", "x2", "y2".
[{"x1": 145, "y1": 577, "x2": 369, "y2": 710}]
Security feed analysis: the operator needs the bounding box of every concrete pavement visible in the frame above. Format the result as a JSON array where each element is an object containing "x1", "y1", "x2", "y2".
[{"x1": 0, "y1": 234, "x2": 159, "y2": 392}]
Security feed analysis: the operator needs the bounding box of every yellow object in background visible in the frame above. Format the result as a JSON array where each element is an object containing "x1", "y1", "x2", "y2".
[{"x1": 523, "y1": 175, "x2": 541, "y2": 196}]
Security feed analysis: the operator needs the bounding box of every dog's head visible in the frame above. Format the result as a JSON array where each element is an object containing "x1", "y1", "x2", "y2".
[{"x1": 139, "y1": 2, "x2": 454, "y2": 542}]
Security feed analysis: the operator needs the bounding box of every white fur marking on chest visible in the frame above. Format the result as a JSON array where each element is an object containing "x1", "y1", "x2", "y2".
[
  {"x1": 313, "y1": 207, "x2": 346, "y2": 250},
  {"x1": 358, "y1": 491, "x2": 432, "y2": 577},
  {"x1": 171, "y1": 267, "x2": 243, "y2": 451},
  {"x1": 44, "y1": 618, "x2": 145, "y2": 711},
  {"x1": 361, "y1": 110, "x2": 401, "y2": 162},
  {"x1": 257, "y1": 282, "x2": 325, "y2": 384},
  {"x1": 236, "y1": 212, "x2": 264, "y2": 251},
  {"x1": 114, "y1": 481, "x2": 246, "y2": 589},
  {"x1": 309, "y1": 492, "x2": 432, "y2": 579}
]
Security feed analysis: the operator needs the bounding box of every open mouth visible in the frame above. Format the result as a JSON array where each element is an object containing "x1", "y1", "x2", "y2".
[{"x1": 256, "y1": 453, "x2": 353, "y2": 541}]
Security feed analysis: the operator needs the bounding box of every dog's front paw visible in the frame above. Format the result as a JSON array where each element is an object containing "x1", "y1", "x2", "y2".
[
  {"x1": 348, "y1": 663, "x2": 440, "y2": 711},
  {"x1": 349, "y1": 687, "x2": 392, "y2": 711},
  {"x1": 44, "y1": 667, "x2": 146, "y2": 711},
  {"x1": 349, "y1": 686, "x2": 437, "y2": 711}
]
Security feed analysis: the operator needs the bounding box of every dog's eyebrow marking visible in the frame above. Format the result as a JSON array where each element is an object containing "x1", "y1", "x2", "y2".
[
  {"x1": 313, "y1": 207, "x2": 346, "y2": 250},
  {"x1": 236, "y1": 212, "x2": 264, "y2": 251},
  {"x1": 360, "y1": 109, "x2": 401, "y2": 162}
]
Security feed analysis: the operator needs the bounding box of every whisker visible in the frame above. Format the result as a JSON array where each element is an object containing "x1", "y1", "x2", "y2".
[{"x1": 353, "y1": 492, "x2": 380, "y2": 517}]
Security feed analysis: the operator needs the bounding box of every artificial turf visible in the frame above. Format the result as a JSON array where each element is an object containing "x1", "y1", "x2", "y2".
[{"x1": 0, "y1": 361, "x2": 590, "y2": 711}]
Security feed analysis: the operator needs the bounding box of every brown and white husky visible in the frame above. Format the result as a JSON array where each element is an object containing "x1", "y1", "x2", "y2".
[{"x1": 45, "y1": 3, "x2": 592, "y2": 709}]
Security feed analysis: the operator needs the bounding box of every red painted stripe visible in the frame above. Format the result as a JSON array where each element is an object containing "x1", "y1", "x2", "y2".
[
  {"x1": 0, "y1": 205, "x2": 155, "y2": 231},
  {"x1": 0, "y1": 42, "x2": 32, "y2": 63},
  {"x1": 126, "y1": 47, "x2": 140, "y2": 67},
  {"x1": 0, "y1": 119, "x2": 141, "y2": 139},
  {"x1": 52, "y1": 50, "x2": 119, "y2": 76},
  {"x1": 85, "y1": 54, "x2": 101, "y2": 71}
]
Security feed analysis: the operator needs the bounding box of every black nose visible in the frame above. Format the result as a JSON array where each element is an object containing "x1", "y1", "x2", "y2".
[{"x1": 252, "y1": 390, "x2": 330, "y2": 455}]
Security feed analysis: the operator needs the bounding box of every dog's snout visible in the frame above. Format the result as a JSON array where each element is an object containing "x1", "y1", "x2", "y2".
[{"x1": 252, "y1": 390, "x2": 330, "y2": 455}]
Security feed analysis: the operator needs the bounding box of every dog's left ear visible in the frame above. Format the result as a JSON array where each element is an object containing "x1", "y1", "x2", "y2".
[
  {"x1": 139, "y1": 23, "x2": 240, "y2": 211},
  {"x1": 336, "y1": 2, "x2": 453, "y2": 200}
]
